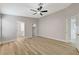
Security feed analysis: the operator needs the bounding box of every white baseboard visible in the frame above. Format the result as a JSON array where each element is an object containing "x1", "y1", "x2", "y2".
[
  {"x1": 38, "y1": 35, "x2": 68, "y2": 43},
  {"x1": 1, "y1": 40, "x2": 15, "y2": 44}
]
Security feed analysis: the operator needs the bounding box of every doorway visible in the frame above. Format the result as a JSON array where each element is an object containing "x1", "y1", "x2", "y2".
[
  {"x1": 70, "y1": 16, "x2": 77, "y2": 44},
  {"x1": 17, "y1": 21, "x2": 25, "y2": 38},
  {"x1": 66, "y1": 16, "x2": 77, "y2": 47},
  {"x1": 32, "y1": 24, "x2": 37, "y2": 37}
]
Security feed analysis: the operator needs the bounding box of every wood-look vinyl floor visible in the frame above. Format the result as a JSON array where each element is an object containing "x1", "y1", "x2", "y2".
[{"x1": 0, "y1": 36, "x2": 78, "y2": 55}]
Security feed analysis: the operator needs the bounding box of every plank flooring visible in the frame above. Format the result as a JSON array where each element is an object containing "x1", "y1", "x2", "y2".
[{"x1": 0, "y1": 36, "x2": 78, "y2": 55}]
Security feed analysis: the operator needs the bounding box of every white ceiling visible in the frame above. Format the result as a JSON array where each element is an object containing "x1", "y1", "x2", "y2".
[{"x1": 0, "y1": 3, "x2": 71, "y2": 18}]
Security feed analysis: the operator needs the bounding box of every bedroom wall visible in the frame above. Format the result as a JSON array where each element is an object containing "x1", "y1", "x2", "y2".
[
  {"x1": 38, "y1": 3, "x2": 79, "y2": 42},
  {"x1": 2, "y1": 14, "x2": 17, "y2": 41},
  {"x1": 0, "y1": 14, "x2": 38, "y2": 42}
]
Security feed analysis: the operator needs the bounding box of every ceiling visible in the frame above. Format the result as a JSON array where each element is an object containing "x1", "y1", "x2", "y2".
[{"x1": 0, "y1": 3, "x2": 71, "y2": 18}]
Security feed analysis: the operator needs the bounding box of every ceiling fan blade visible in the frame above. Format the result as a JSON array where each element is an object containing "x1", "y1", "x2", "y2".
[
  {"x1": 41, "y1": 10, "x2": 48, "y2": 12},
  {"x1": 30, "y1": 9, "x2": 37, "y2": 12},
  {"x1": 40, "y1": 13, "x2": 43, "y2": 16},
  {"x1": 37, "y1": 6, "x2": 42, "y2": 11},
  {"x1": 33, "y1": 13, "x2": 37, "y2": 15}
]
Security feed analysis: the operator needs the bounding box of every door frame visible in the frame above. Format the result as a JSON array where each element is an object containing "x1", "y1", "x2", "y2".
[{"x1": 17, "y1": 21, "x2": 25, "y2": 38}]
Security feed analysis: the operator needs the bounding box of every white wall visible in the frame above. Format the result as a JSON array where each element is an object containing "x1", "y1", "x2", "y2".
[
  {"x1": 2, "y1": 15, "x2": 17, "y2": 41},
  {"x1": 38, "y1": 4, "x2": 79, "y2": 42},
  {"x1": 38, "y1": 13, "x2": 66, "y2": 42},
  {"x1": 0, "y1": 14, "x2": 38, "y2": 42}
]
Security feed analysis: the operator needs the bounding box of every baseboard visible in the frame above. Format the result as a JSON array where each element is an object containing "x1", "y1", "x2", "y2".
[
  {"x1": 0, "y1": 40, "x2": 15, "y2": 44},
  {"x1": 38, "y1": 36, "x2": 68, "y2": 43}
]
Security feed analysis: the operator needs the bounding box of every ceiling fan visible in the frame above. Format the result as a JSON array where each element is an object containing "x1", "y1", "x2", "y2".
[{"x1": 30, "y1": 3, "x2": 48, "y2": 16}]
